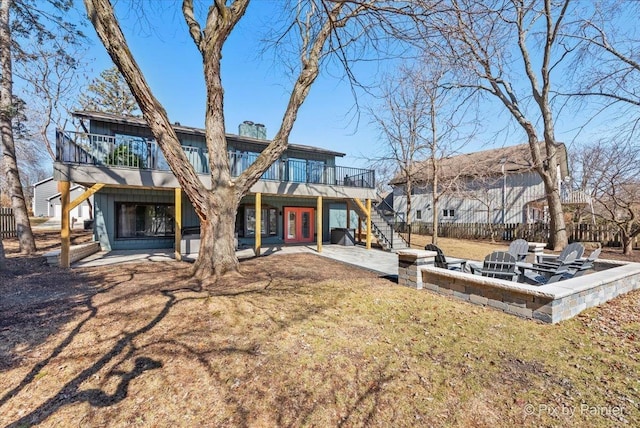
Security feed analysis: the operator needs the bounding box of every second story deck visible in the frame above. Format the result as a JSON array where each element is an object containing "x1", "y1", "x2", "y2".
[{"x1": 54, "y1": 129, "x2": 376, "y2": 199}]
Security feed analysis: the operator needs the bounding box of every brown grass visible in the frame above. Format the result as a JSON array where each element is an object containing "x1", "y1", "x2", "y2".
[{"x1": 1, "y1": 232, "x2": 639, "y2": 426}]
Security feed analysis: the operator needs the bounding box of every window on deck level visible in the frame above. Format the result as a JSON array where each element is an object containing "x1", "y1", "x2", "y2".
[
  {"x1": 116, "y1": 203, "x2": 175, "y2": 238},
  {"x1": 245, "y1": 206, "x2": 278, "y2": 237}
]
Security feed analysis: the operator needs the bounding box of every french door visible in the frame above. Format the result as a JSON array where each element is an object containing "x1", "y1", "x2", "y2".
[{"x1": 284, "y1": 207, "x2": 315, "y2": 243}]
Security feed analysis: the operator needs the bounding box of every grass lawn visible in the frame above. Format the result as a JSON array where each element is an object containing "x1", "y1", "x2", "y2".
[{"x1": 1, "y1": 232, "x2": 638, "y2": 426}]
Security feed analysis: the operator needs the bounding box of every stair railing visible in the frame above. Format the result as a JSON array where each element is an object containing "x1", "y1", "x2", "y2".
[{"x1": 372, "y1": 192, "x2": 409, "y2": 249}]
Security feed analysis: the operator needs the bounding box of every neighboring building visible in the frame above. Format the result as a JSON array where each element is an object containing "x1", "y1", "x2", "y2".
[
  {"x1": 33, "y1": 177, "x2": 93, "y2": 223},
  {"x1": 54, "y1": 111, "x2": 382, "y2": 253},
  {"x1": 391, "y1": 143, "x2": 589, "y2": 225}
]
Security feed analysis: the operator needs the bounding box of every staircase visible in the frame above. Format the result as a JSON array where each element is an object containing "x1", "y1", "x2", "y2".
[{"x1": 351, "y1": 199, "x2": 409, "y2": 252}]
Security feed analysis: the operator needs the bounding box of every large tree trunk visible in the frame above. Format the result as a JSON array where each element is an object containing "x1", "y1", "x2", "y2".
[
  {"x1": 0, "y1": 0, "x2": 36, "y2": 254},
  {"x1": 191, "y1": 188, "x2": 240, "y2": 279},
  {"x1": 622, "y1": 235, "x2": 633, "y2": 256}
]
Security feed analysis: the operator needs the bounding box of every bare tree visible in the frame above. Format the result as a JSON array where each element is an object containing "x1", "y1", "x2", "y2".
[
  {"x1": 562, "y1": 1, "x2": 640, "y2": 140},
  {"x1": 0, "y1": 0, "x2": 35, "y2": 253},
  {"x1": 1, "y1": 0, "x2": 83, "y2": 254},
  {"x1": 15, "y1": 33, "x2": 87, "y2": 162},
  {"x1": 369, "y1": 66, "x2": 432, "y2": 245},
  {"x1": 84, "y1": 0, "x2": 397, "y2": 280},
  {"x1": 425, "y1": 0, "x2": 579, "y2": 250},
  {"x1": 373, "y1": 57, "x2": 476, "y2": 245},
  {"x1": 575, "y1": 141, "x2": 639, "y2": 255}
]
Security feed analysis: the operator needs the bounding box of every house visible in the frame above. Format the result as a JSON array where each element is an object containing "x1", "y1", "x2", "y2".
[
  {"x1": 53, "y1": 111, "x2": 397, "y2": 266},
  {"x1": 390, "y1": 143, "x2": 590, "y2": 225},
  {"x1": 33, "y1": 177, "x2": 93, "y2": 224}
]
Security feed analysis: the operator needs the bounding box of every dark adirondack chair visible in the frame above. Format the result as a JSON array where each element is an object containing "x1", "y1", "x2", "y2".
[
  {"x1": 536, "y1": 242, "x2": 584, "y2": 266},
  {"x1": 523, "y1": 251, "x2": 579, "y2": 285},
  {"x1": 424, "y1": 244, "x2": 467, "y2": 271},
  {"x1": 470, "y1": 251, "x2": 518, "y2": 281},
  {"x1": 508, "y1": 239, "x2": 529, "y2": 262},
  {"x1": 566, "y1": 247, "x2": 601, "y2": 278}
]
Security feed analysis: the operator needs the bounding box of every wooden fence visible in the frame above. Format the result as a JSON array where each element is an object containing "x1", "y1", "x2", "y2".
[
  {"x1": 1, "y1": 207, "x2": 16, "y2": 238},
  {"x1": 398, "y1": 221, "x2": 639, "y2": 248}
]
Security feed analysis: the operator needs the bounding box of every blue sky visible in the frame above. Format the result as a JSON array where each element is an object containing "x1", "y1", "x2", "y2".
[
  {"x1": 76, "y1": 1, "x2": 390, "y2": 171},
  {"x1": 67, "y1": 1, "x2": 625, "y2": 178}
]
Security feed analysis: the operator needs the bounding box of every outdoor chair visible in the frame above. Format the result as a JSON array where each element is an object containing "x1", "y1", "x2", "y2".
[
  {"x1": 565, "y1": 247, "x2": 601, "y2": 279},
  {"x1": 536, "y1": 242, "x2": 584, "y2": 266},
  {"x1": 470, "y1": 251, "x2": 518, "y2": 281},
  {"x1": 522, "y1": 250, "x2": 579, "y2": 285},
  {"x1": 424, "y1": 244, "x2": 467, "y2": 271},
  {"x1": 507, "y1": 239, "x2": 529, "y2": 262}
]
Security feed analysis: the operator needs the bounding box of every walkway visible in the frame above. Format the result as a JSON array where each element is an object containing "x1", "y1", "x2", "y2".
[{"x1": 73, "y1": 244, "x2": 399, "y2": 278}]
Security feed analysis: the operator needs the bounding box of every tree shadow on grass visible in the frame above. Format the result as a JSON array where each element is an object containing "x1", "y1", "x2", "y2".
[
  {"x1": 0, "y1": 269, "x2": 132, "y2": 407},
  {"x1": 3, "y1": 283, "x2": 188, "y2": 427},
  {"x1": 3, "y1": 254, "x2": 375, "y2": 426}
]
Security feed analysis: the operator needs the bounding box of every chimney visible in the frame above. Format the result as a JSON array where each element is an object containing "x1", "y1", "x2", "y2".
[{"x1": 238, "y1": 121, "x2": 266, "y2": 139}]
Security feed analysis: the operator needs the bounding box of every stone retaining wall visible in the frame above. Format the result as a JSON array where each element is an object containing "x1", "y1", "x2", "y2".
[{"x1": 396, "y1": 250, "x2": 640, "y2": 324}]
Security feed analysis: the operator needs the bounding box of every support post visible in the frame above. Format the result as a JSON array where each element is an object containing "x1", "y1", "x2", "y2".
[
  {"x1": 317, "y1": 196, "x2": 323, "y2": 253},
  {"x1": 366, "y1": 198, "x2": 372, "y2": 250},
  {"x1": 60, "y1": 181, "x2": 71, "y2": 268},
  {"x1": 346, "y1": 200, "x2": 351, "y2": 229},
  {"x1": 174, "y1": 188, "x2": 182, "y2": 261},
  {"x1": 255, "y1": 193, "x2": 261, "y2": 256},
  {"x1": 358, "y1": 217, "x2": 362, "y2": 243}
]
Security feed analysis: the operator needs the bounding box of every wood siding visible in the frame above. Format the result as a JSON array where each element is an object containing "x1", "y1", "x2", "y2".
[{"x1": 94, "y1": 187, "x2": 174, "y2": 251}]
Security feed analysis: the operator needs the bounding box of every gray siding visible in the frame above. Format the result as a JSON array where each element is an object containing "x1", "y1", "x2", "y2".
[
  {"x1": 394, "y1": 171, "x2": 546, "y2": 224},
  {"x1": 94, "y1": 187, "x2": 174, "y2": 251},
  {"x1": 33, "y1": 178, "x2": 57, "y2": 217}
]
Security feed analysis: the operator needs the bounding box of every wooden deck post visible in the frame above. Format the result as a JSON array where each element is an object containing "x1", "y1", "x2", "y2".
[
  {"x1": 60, "y1": 180, "x2": 71, "y2": 268},
  {"x1": 366, "y1": 198, "x2": 372, "y2": 250},
  {"x1": 255, "y1": 192, "x2": 261, "y2": 256},
  {"x1": 317, "y1": 196, "x2": 323, "y2": 253},
  {"x1": 358, "y1": 217, "x2": 362, "y2": 243},
  {"x1": 174, "y1": 188, "x2": 182, "y2": 261}
]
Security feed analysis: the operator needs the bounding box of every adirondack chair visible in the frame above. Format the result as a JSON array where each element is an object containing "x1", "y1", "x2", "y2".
[
  {"x1": 470, "y1": 251, "x2": 518, "y2": 281},
  {"x1": 566, "y1": 247, "x2": 601, "y2": 278},
  {"x1": 536, "y1": 242, "x2": 585, "y2": 267},
  {"x1": 522, "y1": 251, "x2": 579, "y2": 285},
  {"x1": 424, "y1": 244, "x2": 467, "y2": 271},
  {"x1": 508, "y1": 239, "x2": 529, "y2": 262}
]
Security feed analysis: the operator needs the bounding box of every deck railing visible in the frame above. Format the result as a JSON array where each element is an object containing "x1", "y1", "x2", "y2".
[{"x1": 56, "y1": 130, "x2": 375, "y2": 189}]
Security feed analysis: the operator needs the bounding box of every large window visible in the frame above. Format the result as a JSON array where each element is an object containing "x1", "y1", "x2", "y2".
[
  {"x1": 245, "y1": 206, "x2": 278, "y2": 237},
  {"x1": 116, "y1": 203, "x2": 175, "y2": 238}
]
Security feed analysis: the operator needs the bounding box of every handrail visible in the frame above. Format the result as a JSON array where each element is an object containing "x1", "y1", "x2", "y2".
[
  {"x1": 56, "y1": 129, "x2": 375, "y2": 189},
  {"x1": 373, "y1": 191, "x2": 409, "y2": 248}
]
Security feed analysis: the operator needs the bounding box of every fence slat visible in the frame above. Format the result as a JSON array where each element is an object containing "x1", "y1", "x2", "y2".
[
  {"x1": 399, "y1": 221, "x2": 635, "y2": 249},
  {"x1": 0, "y1": 207, "x2": 17, "y2": 238}
]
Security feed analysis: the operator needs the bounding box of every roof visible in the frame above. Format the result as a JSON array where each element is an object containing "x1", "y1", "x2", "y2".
[
  {"x1": 46, "y1": 185, "x2": 85, "y2": 200},
  {"x1": 33, "y1": 176, "x2": 54, "y2": 187},
  {"x1": 72, "y1": 111, "x2": 346, "y2": 158},
  {"x1": 390, "y1": 142, "x2": 569, "y2": 185}
]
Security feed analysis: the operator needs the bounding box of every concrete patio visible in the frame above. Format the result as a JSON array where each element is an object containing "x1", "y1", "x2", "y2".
[{"x1": 72, "y1": 244, "x2": 399, "y2": 278}]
